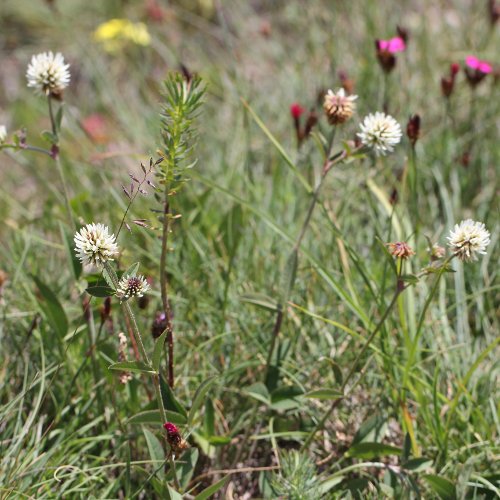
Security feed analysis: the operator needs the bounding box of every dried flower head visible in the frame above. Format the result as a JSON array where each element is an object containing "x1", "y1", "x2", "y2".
[
  {"x1": 428, "y1": 243, "x2": 446, "y2": 261},
  {"x1": 26, "y1": 52, "x2": 70, "y2": 96},
  {"x1": 323, "y1": 88, "x2": 357, "y2": 125},
  {"x1": 116, "y1": 275, "x2": 150, "y2": 301},
  {"x1": 0, "y1": 126, "x2": 6, "y2": 143},
  {"x1": 388, "y1": 241, "x2": 415, "y2": 259},
  {"x1": 358, "y1": 112, "x2": 402, "y2": 155},
  {"x1": 447, "y1": 219, "x2": 490, "y2": 262},
  {"x1": 74, "y1": 223, "x2": 118, "y2": 267}
]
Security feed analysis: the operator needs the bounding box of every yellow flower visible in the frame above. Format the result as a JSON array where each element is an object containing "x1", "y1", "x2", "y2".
[{"x1": 93, "y1": 19, "x2": 151, "y2": 52}]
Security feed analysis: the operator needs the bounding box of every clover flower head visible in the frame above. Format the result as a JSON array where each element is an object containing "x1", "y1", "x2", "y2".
[
  {"x1": 26, "y1": 52, "x2": 70, "y2": 95},
  {"x1": 323, "y1": 88, "x2": 357, "y2": 125},
  {"x1": 74, "y1": 223, "x2": 118, "y2": 267},
  {"x1": 0, "y1": 126, "x2": 6, "y2": 143},
  {"x1": 447, "y1": 219, "x2": 490, "y2": 262},
  {"x1": 388, "y1": 241, "x2": 415, "y2": 259},
  {"x1": 116, "y1": 274, "x2": 150, "y2": 301},
  {"x1": 357, "y1": 112, "x2": 402, "y2": 155}
]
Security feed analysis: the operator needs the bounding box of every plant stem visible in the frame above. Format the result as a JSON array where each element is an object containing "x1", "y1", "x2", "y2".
[
  {"x1": 160, "y1": 194, "x2": 175, "y2": 388},
  {"x1": 300, "y1": 283, "x2": 404, "y2": 451},
  {"x1": 104, "y1": 262, "x2": 180, "y2": 490},
  {"x1": 265, "y1": 135, "x2": 344, "y2": 377}
]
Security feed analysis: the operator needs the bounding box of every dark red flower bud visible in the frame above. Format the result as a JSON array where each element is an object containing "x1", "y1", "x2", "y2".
[
  {"x1": 489, "y1": 0, "x2": 500, "y2": 25},
  {"x1": 151, "y1": 311, "x2": 167, "y2": 339},
  {"x1": 406, "y1": 114, "x2": 421, "y2": 147},
  {"x1": 338, "y1": 70, "x2": 355, "y2": 95},
  {"x1": 163, "y1": 422, "x2": 188, "y2": 452},
  {"x1": 396, "y1": 25, "x2": 409, "y2": 43},
  {"x1": 450, "y1": 63, "x2": 460, "y2": 76},
  {"x1": 100, "y1": 296, "x2": 111, "y2": 322},
  {"x1": 303, "y1": 110, "x2": 318, "y2": 138}
]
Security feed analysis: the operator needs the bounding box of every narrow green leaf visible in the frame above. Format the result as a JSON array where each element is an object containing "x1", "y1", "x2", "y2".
[
  {"x1": 304, "y1": 389, "x2": 344, "y2": 400},
  {"x1": 108, "y1": 361, "x2": 156, "y2": 374},
  {"x1": 243, "y1": 382, "x2": 271, "y2": 406},
  {"x1": 33, "y1": 276, "x2": 68, "y2": 338},
  {"x1": 123, "y1": 262, "x2": 140, "y2": 278},
  {"x1": 241, "y1": 99, "x2": 312, "y2": 192},
  {"x1": 422, "y1": 474, "x2": 456, "y2": 500},
  {"x1": 59, "y1": 223, "x2": 82, "y2": 280},
  {"x1": 152, "y1": 329, "x2": 169, "y2": 372},
  {"x1": 55, "y1": 104, "x2": 64, "y2": 132},
  {"x1": 166, "y1": 484, "x2": 183, "y2": 500},
  {"x1": 194, "y1": 475, "x2": 230, "y2": 500},
  {"x1": 160, "y1": 375, "x2": 188, "y2": 417},
  {"x1": 346, "y1": 442, "x2": 402, "y2": 459},
  {"x1": 143, "y1": 427, "x2": 165, "y2": 478},
  {"x1": 176, "y1": 447, "x2": 199, "y2": 491},
  {"x1": 207, "y1": 436, "x2": 231, "y2": 446},
  {"x1": 239, "y1": 293, "x2": 279, "y2": 312},
  {"x1": 280, "y1": 249, "x2": 298, "y2": 302},
  {"x1": 204, "y1": 399, "x2": 215, "y2": 437},
  {"x1": 86, "y1": 285, "x2": 114, "y2": 297},
  {"x1": 128, "y1": 409, "x2": 186, "y2": 425},
  {"x1": 188, "y1": 376, "x2": 218, "y2": 426},
  {"x1": 403, "y1": 458, "x2": 433, "y2": 472}
]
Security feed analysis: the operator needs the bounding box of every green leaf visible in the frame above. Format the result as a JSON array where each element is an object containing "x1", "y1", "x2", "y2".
[
  {"x1": 188, "y1": 376, "x2": 218, "y2": 426},
  {"x1": 304, "y1": 389, "x2": 343, "y2": 400},
  {"x1": 60, "y1": 223, "x2": 81, "y2": 280},
  {"x1": 403, "y1": 458, "x2": 433, "y2": 472},
  {"x1": 207, "y1": 436, "x2": 231, "y2": 446},
  {"x1": 108, "y1": 361, "x2": 156, "y2": 374},
  {"x1": 239, "y1": 293, "x2": 279, "y2": 312},
  {"x1": 345, "y1": 442, "x2": 402, "y2": 459},
  {"x1": 204, "y1": 399, "x2": 215, "y2": 437},
  {"x1": 351, "y1": 414, "x2": 387, "y2": 445},
  {"x1": 166, "y1": 484, "x2": 183, "y2": 500},
  {"x1": 55, "y1": 104, "x2": 64, "y2": 132},
  {"x1": 400, "y1": 274, "x2": 420, "y2": 285},
  {"x1": 160, "y1": 376, "x2": 188, "y2": 417},
  {"x1": 86, "y1": 285, "x2": 114, "y2": 297},
  {"x1": 270, "y1": 385, "x2": 304, "y2": 411},
  {"x1": 176, "y1": 447, "x2": 199, "y2": 491},
  {"x1": 243, "y1": 382, "x2": 271, "y2": 406},
  {"x1": 128, "y1": 409, "x2": 186, "y2": 425},
  {"x1": 280, "y1": 249, "x2": 298, "y2": 302},
  {"x1": 41, "y1": 130, "x2": 57, "y2": 145},
  {"x1": 143, "y1": 427, "x2": 165, "y2": 478},
  {"x1": 422, "y1": 474, "x2": 456, "y2": 500},
  {"x1": 33, "y1": 276, "x2": 68, "y2": 338},
  {"x1": 194, "y1": 475, "x2": 230, "y2": 500},
  {"x1": 123, "y1": 262, "x2": 140, "y2": 278},
  {"x1": 152, "y1": 329, "x2": 168, "y2": 372}
]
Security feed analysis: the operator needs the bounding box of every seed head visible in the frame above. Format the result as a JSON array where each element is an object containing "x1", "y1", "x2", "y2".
[
  {"x1": 74, "y1": 223, "x2": 118, "y2": 267},
  {"x1": 388, "y1": 241, "x2": 415, "y2": 259},
  {"x1": 428, "y1": 243, "x2": 446, "y2": 261},
  {"x1": 447, "y1": 219, "x2": 490, "y2": 262},
  {"x1": 116, "y1": 275, "x2": 150, "y2": 301},
  {"x1": 323, "y1": 88, "x2": 357, "y2": 125},
  {"x1": 358, "y1": 112, "x2": 402, "y2": 155},
  {"x1": 26, "y1": 52, "x2": 70, "y2": 96}
]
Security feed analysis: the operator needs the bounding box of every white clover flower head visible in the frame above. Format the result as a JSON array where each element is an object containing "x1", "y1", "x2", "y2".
[
  {"x1": 0, "y1": 125, "x2": 6, "y2": 143},
  {"x1": 447, "y1": 219, "x2": 491, "y2": 262},
  {"x1": 116, "y1": 275, "x2": 150, "y2": 301},
  {"x1": 357, "y1": 112, "x2": 402, "y2": 155},
  {"x1": 74, "y1": 223, "x2": 118, "y2": 267},
  {"x1": 323, "y1": 88, "x2": 358, "y2": 125},
  {"x1": 26, "y1": 51, "x2": 70, "y2": 95}
]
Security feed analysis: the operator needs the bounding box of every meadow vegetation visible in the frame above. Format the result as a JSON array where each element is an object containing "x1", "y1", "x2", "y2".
[{"x1": 0, "y1": 1, "x2": 499, "y2": 498}]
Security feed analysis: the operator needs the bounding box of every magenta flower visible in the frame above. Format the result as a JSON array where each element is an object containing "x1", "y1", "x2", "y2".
[
  {"x1": 465, "y1": 56, "x2": 492, "y2": 74},
  {"x1": 378, "y1": 37, "x2": 406, "y2": 53},
  {"x1": 290, "y1": 103, "x2": 305, "y2": 119}
]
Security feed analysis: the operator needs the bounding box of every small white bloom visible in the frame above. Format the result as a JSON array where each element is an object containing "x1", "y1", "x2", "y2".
[
  {"x1": 357, "y1": 112, "x2": 402, "y2": 155},
  {"x1": 0, "y1": 125, "x2": 6, "y2": 143},
  {"x1": 74, "y1": 223, "x2": 118, "y2": 266},
  {"x1": 447, "y1": 219, "x2": 491, "y2": 262},
  {"x1": 26, "y1": 51, "x2": 70, "y2": 95},
  {"x1": 116, "y1": 275, "x2": 150, "y2": 301}
]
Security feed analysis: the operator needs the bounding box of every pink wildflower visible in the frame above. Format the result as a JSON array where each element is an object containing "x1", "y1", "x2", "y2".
[
  {"x1": 465, "y1": 56, "x2": 492, "y2": 74},
  {"x1": 378, "y1": 37, "x2": 406, "y2": 53},
  {"x1": 290, "y1": 103, "x2": 305, "y2": 119}
]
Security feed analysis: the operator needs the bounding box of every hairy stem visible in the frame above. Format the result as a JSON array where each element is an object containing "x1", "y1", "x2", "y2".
[{"x1": 160, "y1": 193, "x2": 175, "y2": 388}]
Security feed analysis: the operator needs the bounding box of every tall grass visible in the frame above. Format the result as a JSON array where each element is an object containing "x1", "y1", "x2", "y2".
[{"x1": 0, "y1": 0, "x2": 498, "y2": 498}]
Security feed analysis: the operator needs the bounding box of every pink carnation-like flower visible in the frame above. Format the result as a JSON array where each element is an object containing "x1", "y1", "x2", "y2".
[
  {"x1": 465, "y1": 56, "x2": 492, "y2": 74},
  {"x1": 378, "y1": 37, "x2": 406, "y2": 53}
]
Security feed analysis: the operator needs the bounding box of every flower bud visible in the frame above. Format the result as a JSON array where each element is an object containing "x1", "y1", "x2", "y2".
[{"x1": 406, "y1": 114, "x2": 421, "y2": 147}]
